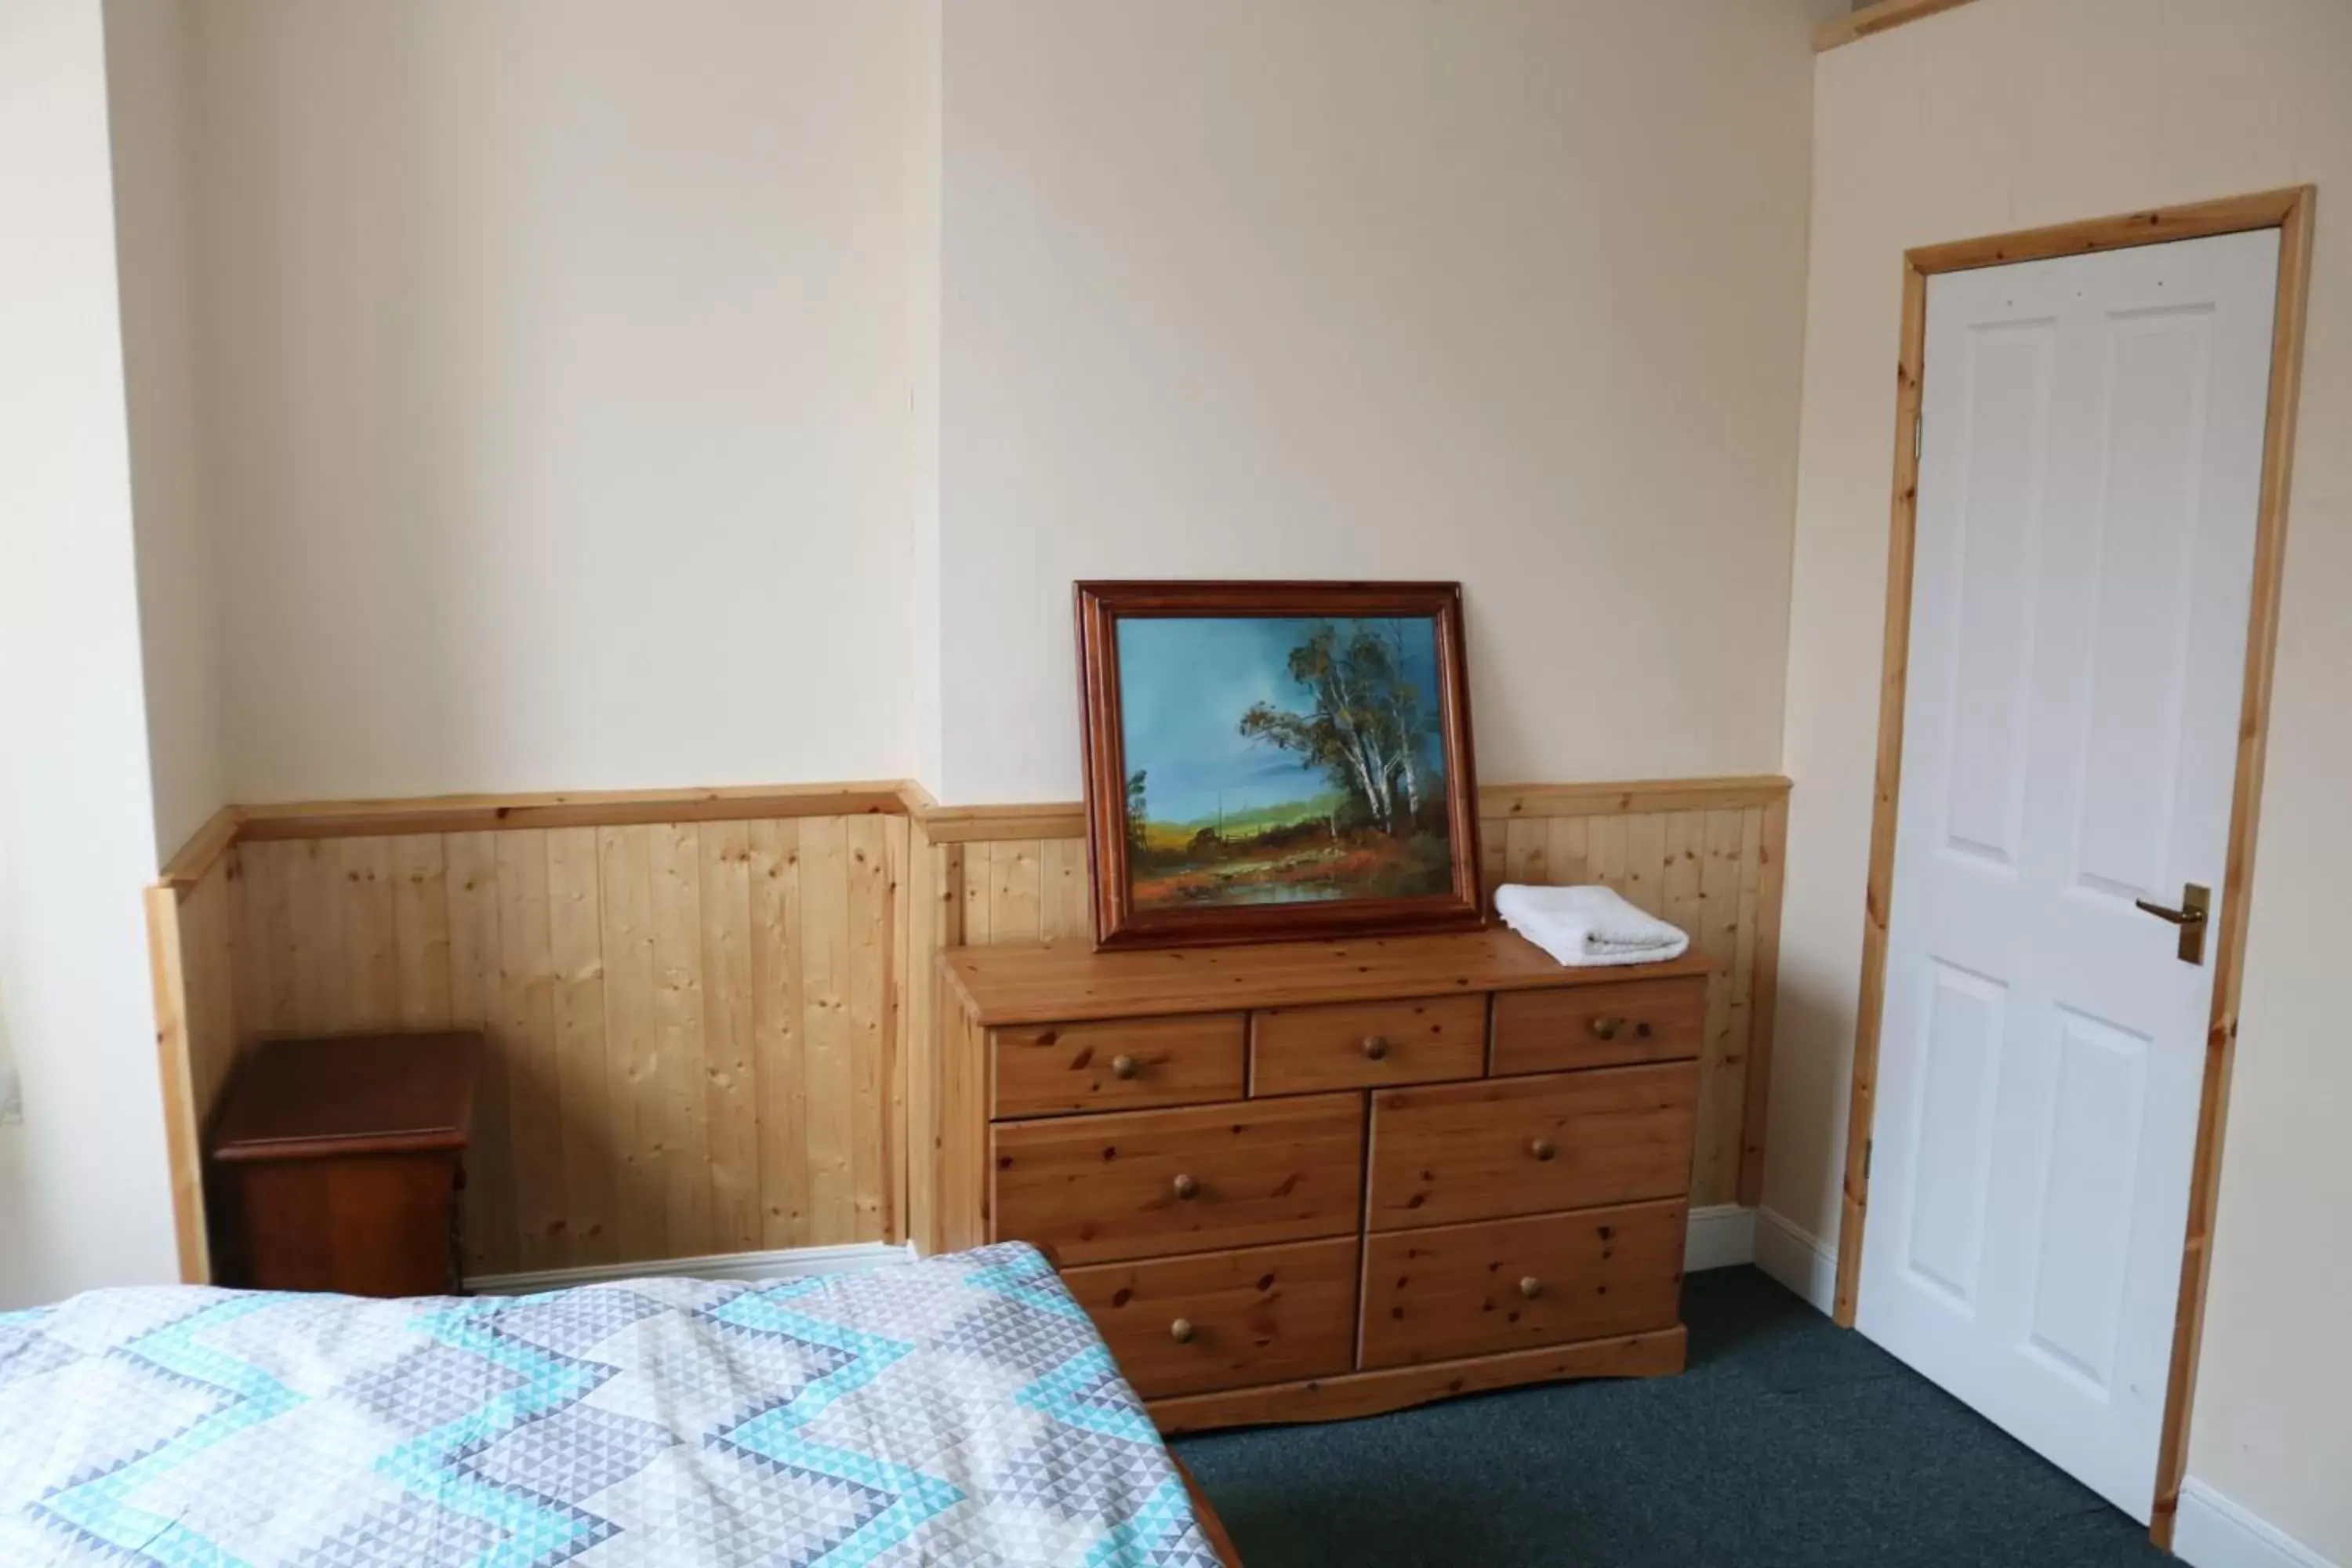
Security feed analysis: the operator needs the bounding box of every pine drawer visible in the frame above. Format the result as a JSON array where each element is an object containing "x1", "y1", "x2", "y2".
[
  {"x1": 1366, "y1": 1062, "x2": 1697, "y2": 1231},
  {"x1": 1489, "y1": 976, "x2": 1707, "y2": 1075},
  {"x1": 1359, "y1": 1200, "x2": 1687, "y2": 1369},
  {"x1": 1248, "y1": 995, "x2": 1486, "y2": 1096},
  {"x1": 1059, "y1": 1236, "x2": 1359, "y2": 1398},
  {"x1": 993, "y1": 1014, "x2": 1245, "y2": 1118},
  {"x1": 991, "y1": 1092, "x2": 1365, "y2": 1266}
]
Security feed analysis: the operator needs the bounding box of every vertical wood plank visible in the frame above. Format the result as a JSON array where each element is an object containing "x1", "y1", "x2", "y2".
[
  {"x1": 1621, "y1": 814, "x2": 1667, "y2": 913},
  {"x1": 960, "y1": 834, "x2": 994, "y2": 946},
  {"x1": 444, "y1": 832, "x2": 512, "y2": 1276},
  {"x1": 144, "y1": 884, "x2": 207, "y2": 1282},
  {"x1": 650, "y1": 822, "x2": 710, "y2": 1258},
  {"x1": 882, "y1": 815, "x2": 912, "y2": 1241},
  {"x1": 236, "y1": 840, "x2": 291, "y2": 1040},
  {"x1": 988, "y1": 840, "x2": 1043, "y2": 945},
  {"x1": 1584, "y1": 814, "x2": 1628, "y2": 898},
  {"x1": 846, "y1": 815, "x2": 892, "y2": 1240},
  {"x1": 700, "y1": 821, "x2": 760, "y2": 1254},
  {"x1": 1040, "y1": 837, "x2": 1090, "y2": 946},
  {"x1": 495, "y1": 831, "x2": 564, "y2": 1270},
  {"x1": 337, "y1": 837, "x2": 399, "y2": 1029},
  {"x1": 598, "y1": 825, "x2": 664, "y2": 1261},
  {"x1": 1661, "y1": 813, "x2": 1706, "y2": 951},
  {"x1": 1544, "y1": 815, "x2": 1591, "y2": 887},
  {"x1": 286, "y1": 839, "x2": 345, "y2": 1035},
  {"x1": 1726, "y1": 807, "x2": 1766, "y2": 1198},
  {"x1": 797, "y1": 816, "x2": 854, "y2": 1243},
  {"x1": 1503, "y1": 818, "x2": 1548, "y2": 885},
  {"x1": 390, "y1": 836, "x2": 452, "y2": 1029},
  {"x1": 1739, "y1": 796, "x2": 1791, "y2": 1208},
  {"x1": 750, "y1": 819, "x2": 808, "y2": 1248},
  {"x1": 1692, "y1": 809, "x2": 1748, "y2": 1205},
  {"x1": 1477, "y1": 823, "x2": 1507, "y2": 908},
  {"x1": 905, "y1": 825, "x2": 941, "y2": 1251},
  {"x1": 549, "y1": 827, "x2": 614, "y2": 1265}
]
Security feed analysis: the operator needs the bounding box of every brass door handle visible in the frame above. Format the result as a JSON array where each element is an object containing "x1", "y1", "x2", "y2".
[{"x1": 2134, "y1": 882, "x2": 2210, "y2": 965}]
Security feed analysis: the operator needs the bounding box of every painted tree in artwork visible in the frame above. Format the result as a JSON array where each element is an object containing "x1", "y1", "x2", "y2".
[
  {"x1": 1238, "y1": 621, "x2": 1435, "y2": 837},
  {"x1": 1124, "y1": 769, "x2": 1149, "y2": 855}
]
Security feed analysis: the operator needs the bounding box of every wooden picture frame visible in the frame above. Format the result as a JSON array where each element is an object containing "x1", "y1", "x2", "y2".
[{"x1": 1074, "y1": 580, "x2": 1483, "y2": 949}]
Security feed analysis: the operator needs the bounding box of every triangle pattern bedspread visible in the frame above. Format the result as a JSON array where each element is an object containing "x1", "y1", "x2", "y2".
[{"x1": 0, "y1": 1241, "x2": 1216, "y2": 1567}]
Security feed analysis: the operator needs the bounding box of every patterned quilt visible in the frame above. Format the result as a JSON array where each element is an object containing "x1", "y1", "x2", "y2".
[{"x1": 0, "y1": 1242, "x2": 1216, "y2": 1567}]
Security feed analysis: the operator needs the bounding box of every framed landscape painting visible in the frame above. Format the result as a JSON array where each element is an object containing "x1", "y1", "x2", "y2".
[{"x1": 1075, "y1": 581, "x2": 1483, "y2": 949}]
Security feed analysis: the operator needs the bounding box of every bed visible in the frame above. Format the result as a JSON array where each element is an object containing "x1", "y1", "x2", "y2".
[{"x1": 0, "y1": 1241, "x2": 1228, "y2": 1566}]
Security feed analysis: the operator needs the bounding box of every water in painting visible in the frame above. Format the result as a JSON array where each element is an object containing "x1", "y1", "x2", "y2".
[{"x1": 1115, "y1": 615, "x2": 1454, "y2": 909}]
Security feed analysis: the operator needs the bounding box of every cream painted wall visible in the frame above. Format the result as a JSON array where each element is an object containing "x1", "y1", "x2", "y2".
[
  {"x1": 1766, "y1": 0, "x2": 2350, "y2": 1554},
  {"x1": 0, "y1": 0, "x2": 181, "y2": 1308},
  {"x1": 107, "y1": 0, "x2": 227, "y2": 859},
  {"x1": 189, "y1": 0, "x2": 923, "y2": 808},
  {"x1": 932, "y1": 0, "x2": 1835, "y2": 804}
]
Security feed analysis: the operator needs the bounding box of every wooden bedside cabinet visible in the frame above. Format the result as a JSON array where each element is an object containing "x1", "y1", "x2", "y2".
[{"x1": 209, "y1": 1032, "x2": 481, "y2": 1298}]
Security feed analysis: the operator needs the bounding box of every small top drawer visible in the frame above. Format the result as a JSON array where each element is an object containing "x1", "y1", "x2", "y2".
[
  {"x1": 1367, "y1": 1062, "x2": 1697, "y2": 1231},
  {"x1": 1490, "y1": 976, "x2": 1706, "y2": 1075},
  {"x1": 1250, "y1": 995, "x2": 1486, "y2": 1096},
  {"x1": 993, "y1": 1014, "x2": 1244, "y2": 1118}
]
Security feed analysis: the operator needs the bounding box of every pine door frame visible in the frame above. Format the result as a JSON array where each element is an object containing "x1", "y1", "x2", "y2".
[{"x1": 1831, "y1": 185, "x2": 2316, "y2": 1548}]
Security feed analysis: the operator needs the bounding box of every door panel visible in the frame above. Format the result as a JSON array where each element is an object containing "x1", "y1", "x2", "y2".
[{"x1": 1860, "y1": 229, "x2": 2278, "y2": 1522}]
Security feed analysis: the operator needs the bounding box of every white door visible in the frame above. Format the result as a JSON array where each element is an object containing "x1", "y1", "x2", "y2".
[{"x1": 1859, "y1": 229, "x2": 2279, "y2": 1520}]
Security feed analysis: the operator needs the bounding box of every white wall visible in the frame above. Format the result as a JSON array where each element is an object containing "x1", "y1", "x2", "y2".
[
  {"x1": 931, "y1": 0, "x2": 1833, "y2": 804},
  {"x1": 0, "y1": 0, "x2": 182, "y2": 1308},
  {"x1": 107, "y1": 0, "x2": 227, "y2": 859},
  {"x1": 189, "y1": 0, "x2": 923, "y2": 807},
  {"x1": 1765, "y1": 0, "x2": 2350, "y2": 1557}
]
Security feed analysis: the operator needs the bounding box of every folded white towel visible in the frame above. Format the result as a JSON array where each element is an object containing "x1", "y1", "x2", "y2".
[{"x1": 1494, "y1": 883, "x2": 1690, "y2": 967}]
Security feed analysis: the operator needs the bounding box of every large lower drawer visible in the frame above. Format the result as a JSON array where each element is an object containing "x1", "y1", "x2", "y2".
[
  {"x1": 1358, "y1": 1200, "x2": 1686, "y2": 1369},
  {"x1": 1366, "y1": 1062, "x2": 1697, "y2": 1230},
  {"x1": 1059, "y1": 1236, "x2": 1359, "y2": 1399},
  {"x1": 991, "y1": 1093, "x2": 1365, "y2": 1265}
]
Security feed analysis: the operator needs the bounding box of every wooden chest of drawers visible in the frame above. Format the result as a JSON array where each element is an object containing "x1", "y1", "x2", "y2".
[{"x1": 925, "y1": 930, "x2": 1710, "y2": 1432}]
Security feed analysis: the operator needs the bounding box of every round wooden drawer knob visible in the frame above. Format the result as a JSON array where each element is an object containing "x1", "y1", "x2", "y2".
[
  {"x1": 1529, "y1": 1137, "x2": 1557, "y2": 1162},
  {"x1": 1171, "y1": 1173, "x2": 1200, "y2": 1200},
  {"x1": 1361, "y1": 1034, "x2": 1390, "y2": 1062},
  {"x1": 1589, "y1": 1017, "x2": 1625, "y2": 1041},
  {"x1": 1170, "y1": 1317, "x2": 1196, "y2": 1345},
  {"x1": 1519, "y1": 1276, "x2": 1543, "y2": 1301},
  {"x1": 1110, "y1": 1054, "x2": 1140, "y2": 1080}
]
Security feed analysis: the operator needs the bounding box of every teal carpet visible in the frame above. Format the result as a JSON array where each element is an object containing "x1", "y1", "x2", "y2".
[{"x1": 1172, "y1": 1266, "x2": 2171, "y2": 1567}]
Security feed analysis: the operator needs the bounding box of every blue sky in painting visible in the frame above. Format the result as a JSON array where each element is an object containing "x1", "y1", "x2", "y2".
[{"x1": 1115, "y1": 615, "x2": 1446, "y2": 826}]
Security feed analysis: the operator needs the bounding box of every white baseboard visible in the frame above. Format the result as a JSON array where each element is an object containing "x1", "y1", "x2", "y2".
[
  {"x1": 1683, "y1": 1204, "x2": 1757, "y2": 1272},
  {"x1": 2175, "y1": 1480, "x2": 2340, "y2": 1568},
  {"x1": 468, "y1": 1240, "x2": 916, "y2": 1296},
  {"x1": 1753, "y1": 1207, "x2": 1838, "y2": 1315}
]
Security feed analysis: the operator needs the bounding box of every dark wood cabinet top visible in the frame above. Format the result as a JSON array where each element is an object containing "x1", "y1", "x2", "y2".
[
  {"x1": 942, "y1": 928, "x2": 1715, "y2": 1025},
  {"x1": 212, "y1": 1033, "x2": 481, "y2": 1163}
]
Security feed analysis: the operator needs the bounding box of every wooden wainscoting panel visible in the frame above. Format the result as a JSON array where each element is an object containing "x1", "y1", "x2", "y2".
[
  {"x1": 230, "y1": 813, "x2": 904, "y2": 1275},
  {"x1": 147, "y1": 845, "x2": 245, "y2": 1283}
]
